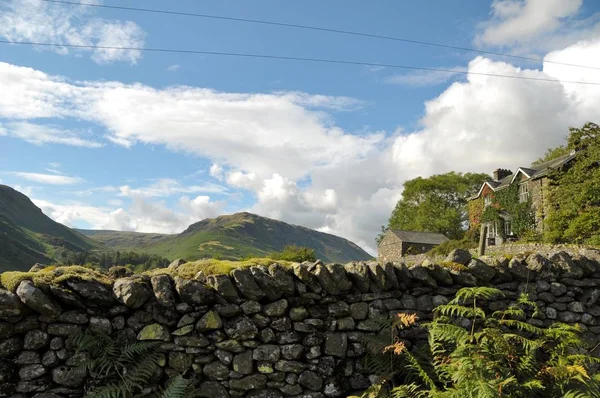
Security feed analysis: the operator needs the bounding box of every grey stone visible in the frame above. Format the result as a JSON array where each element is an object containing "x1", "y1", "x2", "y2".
[
  {"x1": 41, "y1": 351, "x2": 58, "y2": 367},
  {"x1": 324, "y1": 378, "x2": 344, "y2": 397},
  {"x1": 349, "y1": 302, "x2": 368, "y2": 320},
  {"x1": 196, "y1": 310, "x2": 223, "y2": 332},
  {"x1": 113, "y1": 278, "x2": 152, "y2": 309},
  {"x1": 432, "y1": 295, "x2": 449, "y2": 307},
  {"x1": 289, "y1": 307, "x2": 309, "y2": 321},
  {"x1": 299, "y1": 370, "x2": 323, "y2": 391},
  {"x1": 251, "y1": 266, "x2": 283, "y2": 300},
  {"x1": 0, "y1": 322, "x2": 13, "y2": 339},
  {"x1": 549, "y1": 251, "x2": 583, "y2": 279},
  {"x1": 328, "y1": 302, "x2": 350, "y2": 318},
  {"x1": 260, "y1": 328, "x2": 276, "y2": 343},
  {"x1": 169, "y1": 352, "x2": 192, "y2": 372},
  {"x1": 269, "y1": 263, "x2": 296, "y2": 296},
  {"x1": 203, "y1": 361, "x2": 230, "y2": 380},
  {"x1": 19, "y1": 364, "x2": 47, "y2": 380},
  {"x1": 137, "y1": 323, "x2": 170, "y2": 341},
  {"x1": 568, "y1": 302, "x2": 585, "y2": 313},
  {"x1": 216, "y1": 339, "x2": 245, "y2": 353},
  {"x1": 416, "y1": 295, "x2": 434, "y2": 312},
  {"x1": 168, "y1": 258, "x2": 186, "y2": 269},
  {"x1": 324, "y1": 333, "x2": 347, "y2": 358},
  {"x1": 546, "y1": 307, "x2": 557, "y2": 319},
  {"x1": 0, "y1": 288, "x2": 28, "y2": 318},
  {"x1": 337, "y1": 317, "x2": 355, "y2": 331},
  {"x1": 253, "y1": 345, "x2": 281, "y2": 361},
  {"x1": 401, "y1": 294, "x2": 417, "y2": 309},
  {"x1": 467, "y1": 259, "x2": 496, "y2": 282},
  {"x1": 230, "y1": 374, "x2": 268, "y2": 390},
  {"x1": 65, "y1": 280, "x2": 114, "y2": 306},
  {"x1": 292, "y1": 263, "x2": 322, "y2": 293},
  {"x1": 224, "y1": 316, "x2": 258, "y2": 340},
  {"x1": 24, "y1": 330, "x2": 49, "y2": 350},
  {"x1": 241, "y1": 301, "x2": 262, "y2": 315},
  {"x1": 325, "y1": 263, "x2": 353, "y2": 291},
  {"x1": 318, "y1": 356, "x2": 336, "y2": 377},
  {"x1": 174, "y1": 277, "x2": 214, "y2": 305},
  {"x1": 313, "y1": 264, "x2": 340, "y2": 295},
  {"x1": 264, "y1": 299, "x2": 289, "y2": 317},
  {"x1": 344, "y1": 262, "x2": 370, "y2": 293},
  {"x1": 280, "y1": 384, "x2": 303, "y2": 396},
  {"x1": 207, "y1": 274, "x2": 241, "y2": 303},
  {"x1": 421, "y1": 261, "x2": 454, "y2": 286},
  {"x1": 196, "y1": 381, "x2": 230, "y2": 398},
  {"x1": 246, "y1": 389, "x2": 283, "y2": 398},
  {"x1": 508, "y1": 258, "x2": 530, "y2": 281},
  {"x1": 16, "y1": 351, "x2": 40, "y2": 365},
  {"x1": 450, "y1": 269, "x2": 478, "y2": 286},
  {"x1": 232, "y1": 268, "x2": 265, "y2": 301},
  {"x1": 151, "y1": 275, "x2": 177, "y2": 307},
  {"x1": 550, "y1": 282, "x2": 567, "y2": 296},
  {"x1": 526, "y1": 254, "x2": 553, "y2": 279},
  {"x1": 409, "y1": 266, "x2": 437, "y2": 287},
  {"x1": 16, "y1": 281, "x2": 61, "y2": 317},
  {"x1": 49, "y1": 337, "x2": 63, "y2": 350},
  {"x1": 281, "y1": 344, "x2": 303, "y2": 360},
  {"x1": 215, "y1": 304, "x2": 241, "y2": 318},
  {"x1": 174, "y1": 335, "x2": 210, "y2": 347},
  {"x1": 233, "y1": 350, "x2": 253, "y2": 375},
  {"x1": 89, "y1": 317, "x2": 112, "y2": 334},
  {"x1": 558, "y1": 311, "x2": 581, "y2": 323},
  {"x1": 275, "y1": 360, "x2": 307, "y2": 373},
  {"x1": 52, "y1": 366, "x2": 85, "y2": 386},
  {"x1": 58, "y1": 311, "x2": 88, "y2": 324},
  {"x1": 445, "y1": 249, "x2": 472, "y2": 265}
]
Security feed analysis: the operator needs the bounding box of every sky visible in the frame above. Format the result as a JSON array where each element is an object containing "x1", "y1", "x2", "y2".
[{"x1": 0, "y1": 0, "x2": 599, "y2": 256}]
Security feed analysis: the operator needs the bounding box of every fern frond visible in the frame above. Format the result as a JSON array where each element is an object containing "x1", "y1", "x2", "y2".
[
  {"x1": 159, "y1": 375, "x2": 192, "y2": 398},
  {"x1": 451, "y1": 287, "x2": 503, "y2": 304}
]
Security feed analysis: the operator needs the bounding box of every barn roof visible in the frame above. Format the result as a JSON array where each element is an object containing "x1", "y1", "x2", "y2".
[{"x1": 388, "y1": 230, "x2": 449, "y2": 245}]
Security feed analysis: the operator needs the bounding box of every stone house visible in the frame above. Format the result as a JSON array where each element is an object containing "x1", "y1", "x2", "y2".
[
  {"x1": 468, "y1": 152, "x2": 576, "y2": 245},
  {"x1": 378, "y1": 229, "x2": 449, "y2": 262}
]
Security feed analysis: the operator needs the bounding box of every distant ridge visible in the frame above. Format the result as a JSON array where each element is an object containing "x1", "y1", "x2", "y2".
[
  {"x1": 79, "y1": 211, "x2": 372, "y2": 263},
  {"x1": 0, "y1": 185, "x2": 103, "y2": 271}
]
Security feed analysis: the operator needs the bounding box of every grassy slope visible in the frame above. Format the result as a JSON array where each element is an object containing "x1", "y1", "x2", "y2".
[
  {"x1": 81, "y1": 212, "x2": 372, "y2": 263},
  {"x1": 0, "y1": 185, "x2": 104, "y2": 271}
]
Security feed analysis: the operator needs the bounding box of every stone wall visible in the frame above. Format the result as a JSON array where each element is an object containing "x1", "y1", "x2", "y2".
[{"x1": 2, "y1": 247, "x2": 600, "y2": 398}]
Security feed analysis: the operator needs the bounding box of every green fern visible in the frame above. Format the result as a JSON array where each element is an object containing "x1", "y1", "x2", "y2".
[{"x1": 68, "y1": 331, "x2": 195, "y2": 398}]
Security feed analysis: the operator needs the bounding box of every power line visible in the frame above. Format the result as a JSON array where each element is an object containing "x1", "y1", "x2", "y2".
[
  {"x1": 1, "y1": 39, "x2": 599, "y2": 85},
  {"x1": 37, "y1": 0, "x2": 600, "y2": 72}
]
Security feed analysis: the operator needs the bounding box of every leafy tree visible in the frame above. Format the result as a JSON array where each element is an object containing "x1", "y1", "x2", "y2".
[
  {"x1": 388, "y1": 172, "x2": 490, "y2": 240},
  {"x1": 532, "y1": 144, "x2": 570, "y2": 165},
  {"x1": 375, "y1": 225, "x2": 389, "y2": 246},
  {"x1": 544, "y1": 122, "x2": 600, "y2": 244},
  {"x1": 269, "y1": 245, "x2": 317, "y2": 262},
  {"x1": 362, "y1": 287, "x2": 600, "y2": 398}
]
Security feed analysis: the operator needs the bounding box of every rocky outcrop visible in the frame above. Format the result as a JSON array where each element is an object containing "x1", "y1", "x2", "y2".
[{"x1": 0, "y1": 248, "x2": 599, "y2": 397}]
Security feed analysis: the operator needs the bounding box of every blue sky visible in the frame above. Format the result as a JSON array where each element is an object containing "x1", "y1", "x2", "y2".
[{"x1": 1, "y1": 0, "x2": 599, "y2": 254}]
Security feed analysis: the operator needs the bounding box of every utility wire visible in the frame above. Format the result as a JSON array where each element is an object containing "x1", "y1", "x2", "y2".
[
  {"x1": 2, "y1": 39, "x2": 599, "y2": 86},
  {"x1": 37, "y1": 0, "x2": 600, "y2": 72}
]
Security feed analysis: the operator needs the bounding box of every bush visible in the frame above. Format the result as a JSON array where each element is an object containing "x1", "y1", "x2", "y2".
[
  {"x1": 269, "y1": 245, "x2": 317, "y2": 262},
  {"x1": 362, "y1": 287, "x2": 600, "y2": 397}
]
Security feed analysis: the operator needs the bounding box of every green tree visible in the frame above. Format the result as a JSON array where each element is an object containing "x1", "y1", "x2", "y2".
[
  {"x1": 388, "y1": 172, "x2": 490, "y2": 240},
  {"x1": 544, "y1": 122, "x2": 600, "y2": 244},
  {"x1": 269, "y1": 245, "x2": 317, "y2": 262}
]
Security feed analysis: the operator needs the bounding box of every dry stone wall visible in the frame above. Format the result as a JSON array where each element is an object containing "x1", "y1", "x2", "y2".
[{"x1": 2, "y1": 247, "x2": 600, "y2": 398}]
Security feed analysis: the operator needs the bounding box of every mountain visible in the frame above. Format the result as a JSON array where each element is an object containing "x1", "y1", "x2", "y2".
[
  {"x1": 0, "y1": 185, "x2": 103, "y2": 271},
  {"x1": 79, "y1": 212, "x2": 372, "y2": 263}
]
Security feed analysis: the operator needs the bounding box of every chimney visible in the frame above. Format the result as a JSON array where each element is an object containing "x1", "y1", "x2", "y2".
[{"x1": 493, "y1": 168, "x2": 512, "y2": 181}]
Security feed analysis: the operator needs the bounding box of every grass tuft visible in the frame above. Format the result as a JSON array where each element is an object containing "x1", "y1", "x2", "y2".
[
  {"x1": 1, "y1": 265, "x2": 112, "y2": 292},
  {"x1": 144, "y1": 258, "x2": 292, "y2": 279},
  {"x1": 439, "y1": 261, "x2": 470, "y2": 272}
]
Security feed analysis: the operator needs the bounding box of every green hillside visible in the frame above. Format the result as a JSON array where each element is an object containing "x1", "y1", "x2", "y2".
[
  {"x1": 80, "y1": 212, "x2": 372, "y2": 263},
  {"x1": 0, "y1": 185, "x2": 104, "y2": 271}
]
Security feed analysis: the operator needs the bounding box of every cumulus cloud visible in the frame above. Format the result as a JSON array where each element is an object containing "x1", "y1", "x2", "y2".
[
  {"x1": 2, "y1": 33, "x2": 600, "y2": 255},
  {"x1": 1, "y1": 121, "x2": 103, "y2": 147},
  {"x1": 209, "y1": 163, "x2": 224, "y2": 180},
  {"x1": 8, "y1": 172, "x2": 83, "y2": 185},
  {"x1": 118, "y1": 179, "x2": 228, "y2": 198},
  {"x1": 0, "y1": 0, "x2": 145, "y2": 64}
]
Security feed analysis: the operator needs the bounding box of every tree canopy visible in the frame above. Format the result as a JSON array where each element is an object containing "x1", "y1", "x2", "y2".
[
  {"x1": 544, "y1": 122, "x2": 600, "y2": 245},
  {"x1": 386, "y1": 172, "x2": 490, "y2": 240}
]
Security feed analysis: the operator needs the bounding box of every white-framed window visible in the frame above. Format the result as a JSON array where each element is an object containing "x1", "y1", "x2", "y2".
[
  {"x1": 504, "y1": 220, "x2": 512, "y2": 236},
  {"x1": 484, "y1": 195, "x2": 492, "y2": 207},
  {"x1": 487, "y1": 222, "x2": 496, "y2": 238},
  {"x1": 518, "y1": 183, "x2": 529, "y2": 203}
]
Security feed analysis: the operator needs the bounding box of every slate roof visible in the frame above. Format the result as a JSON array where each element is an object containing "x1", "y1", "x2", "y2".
[
  {"x1": 389, "y1": 230, "x2": 449, "y2": 245},
  {"x1": 470, "y1": 152, "x2": 576, "y2": 199}
]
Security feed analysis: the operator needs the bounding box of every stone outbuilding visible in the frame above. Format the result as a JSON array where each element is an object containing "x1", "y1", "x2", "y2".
[{"x1": 377, "y1": 229, "x2": 449, "y2": 262}]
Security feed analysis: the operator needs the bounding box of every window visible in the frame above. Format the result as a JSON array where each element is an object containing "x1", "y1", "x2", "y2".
[
  {"x1": 484, "y1": 195, "x2": 492, "y2": 207},
  {"x1": 487, "y1": 222, "x2": 496, "y2": 238},
  {"x1": 505, "y1": 220, "x2": 512, "y2": 236},
  {"x1": 519, "y1": 183, "x2": 529, "y2": 203}
]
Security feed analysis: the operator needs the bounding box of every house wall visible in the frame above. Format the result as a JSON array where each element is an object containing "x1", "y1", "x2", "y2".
[
  {"x1": 402, "y1": 242, "x2": 438, "y2": 256},
  {"x1": 377, "y1": 231, "x2": 403, "y2": 263},
  {"x1": 528, "y1": 177, "x2": 549, "y2": 234}
]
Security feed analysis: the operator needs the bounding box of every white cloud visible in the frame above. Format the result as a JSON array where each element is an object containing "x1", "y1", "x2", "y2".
[
  {"x1": 118, "y1": 179, "x2": 228, "y2": 198},
  {"x1": 1, "y1": 121, "x2": 103, "y2": 147},
  {"x1": 209, "y1": 163, "x2": 224, "y2": 180},
  {"x1": 33, "y1": 198, "x2": 111, "y2": 227},
  {"x1": 8, "y1": 172, "x2": 83, "y2": 185},
  {"x1": 166, "y1": 64, "x2": 180, "y2": 72},
  {"x1": 0, "y1": 0, "x2": 145, "y2": 64},
  {"x1": 384, "y1": 67, "x2": 465, "y2": 87},
  {"x1": 475, "y1": 0, "x2": 600, "y2": 52},
  {"x1": 2, "y1": 34, "x2": 600, "y2": 255}
]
